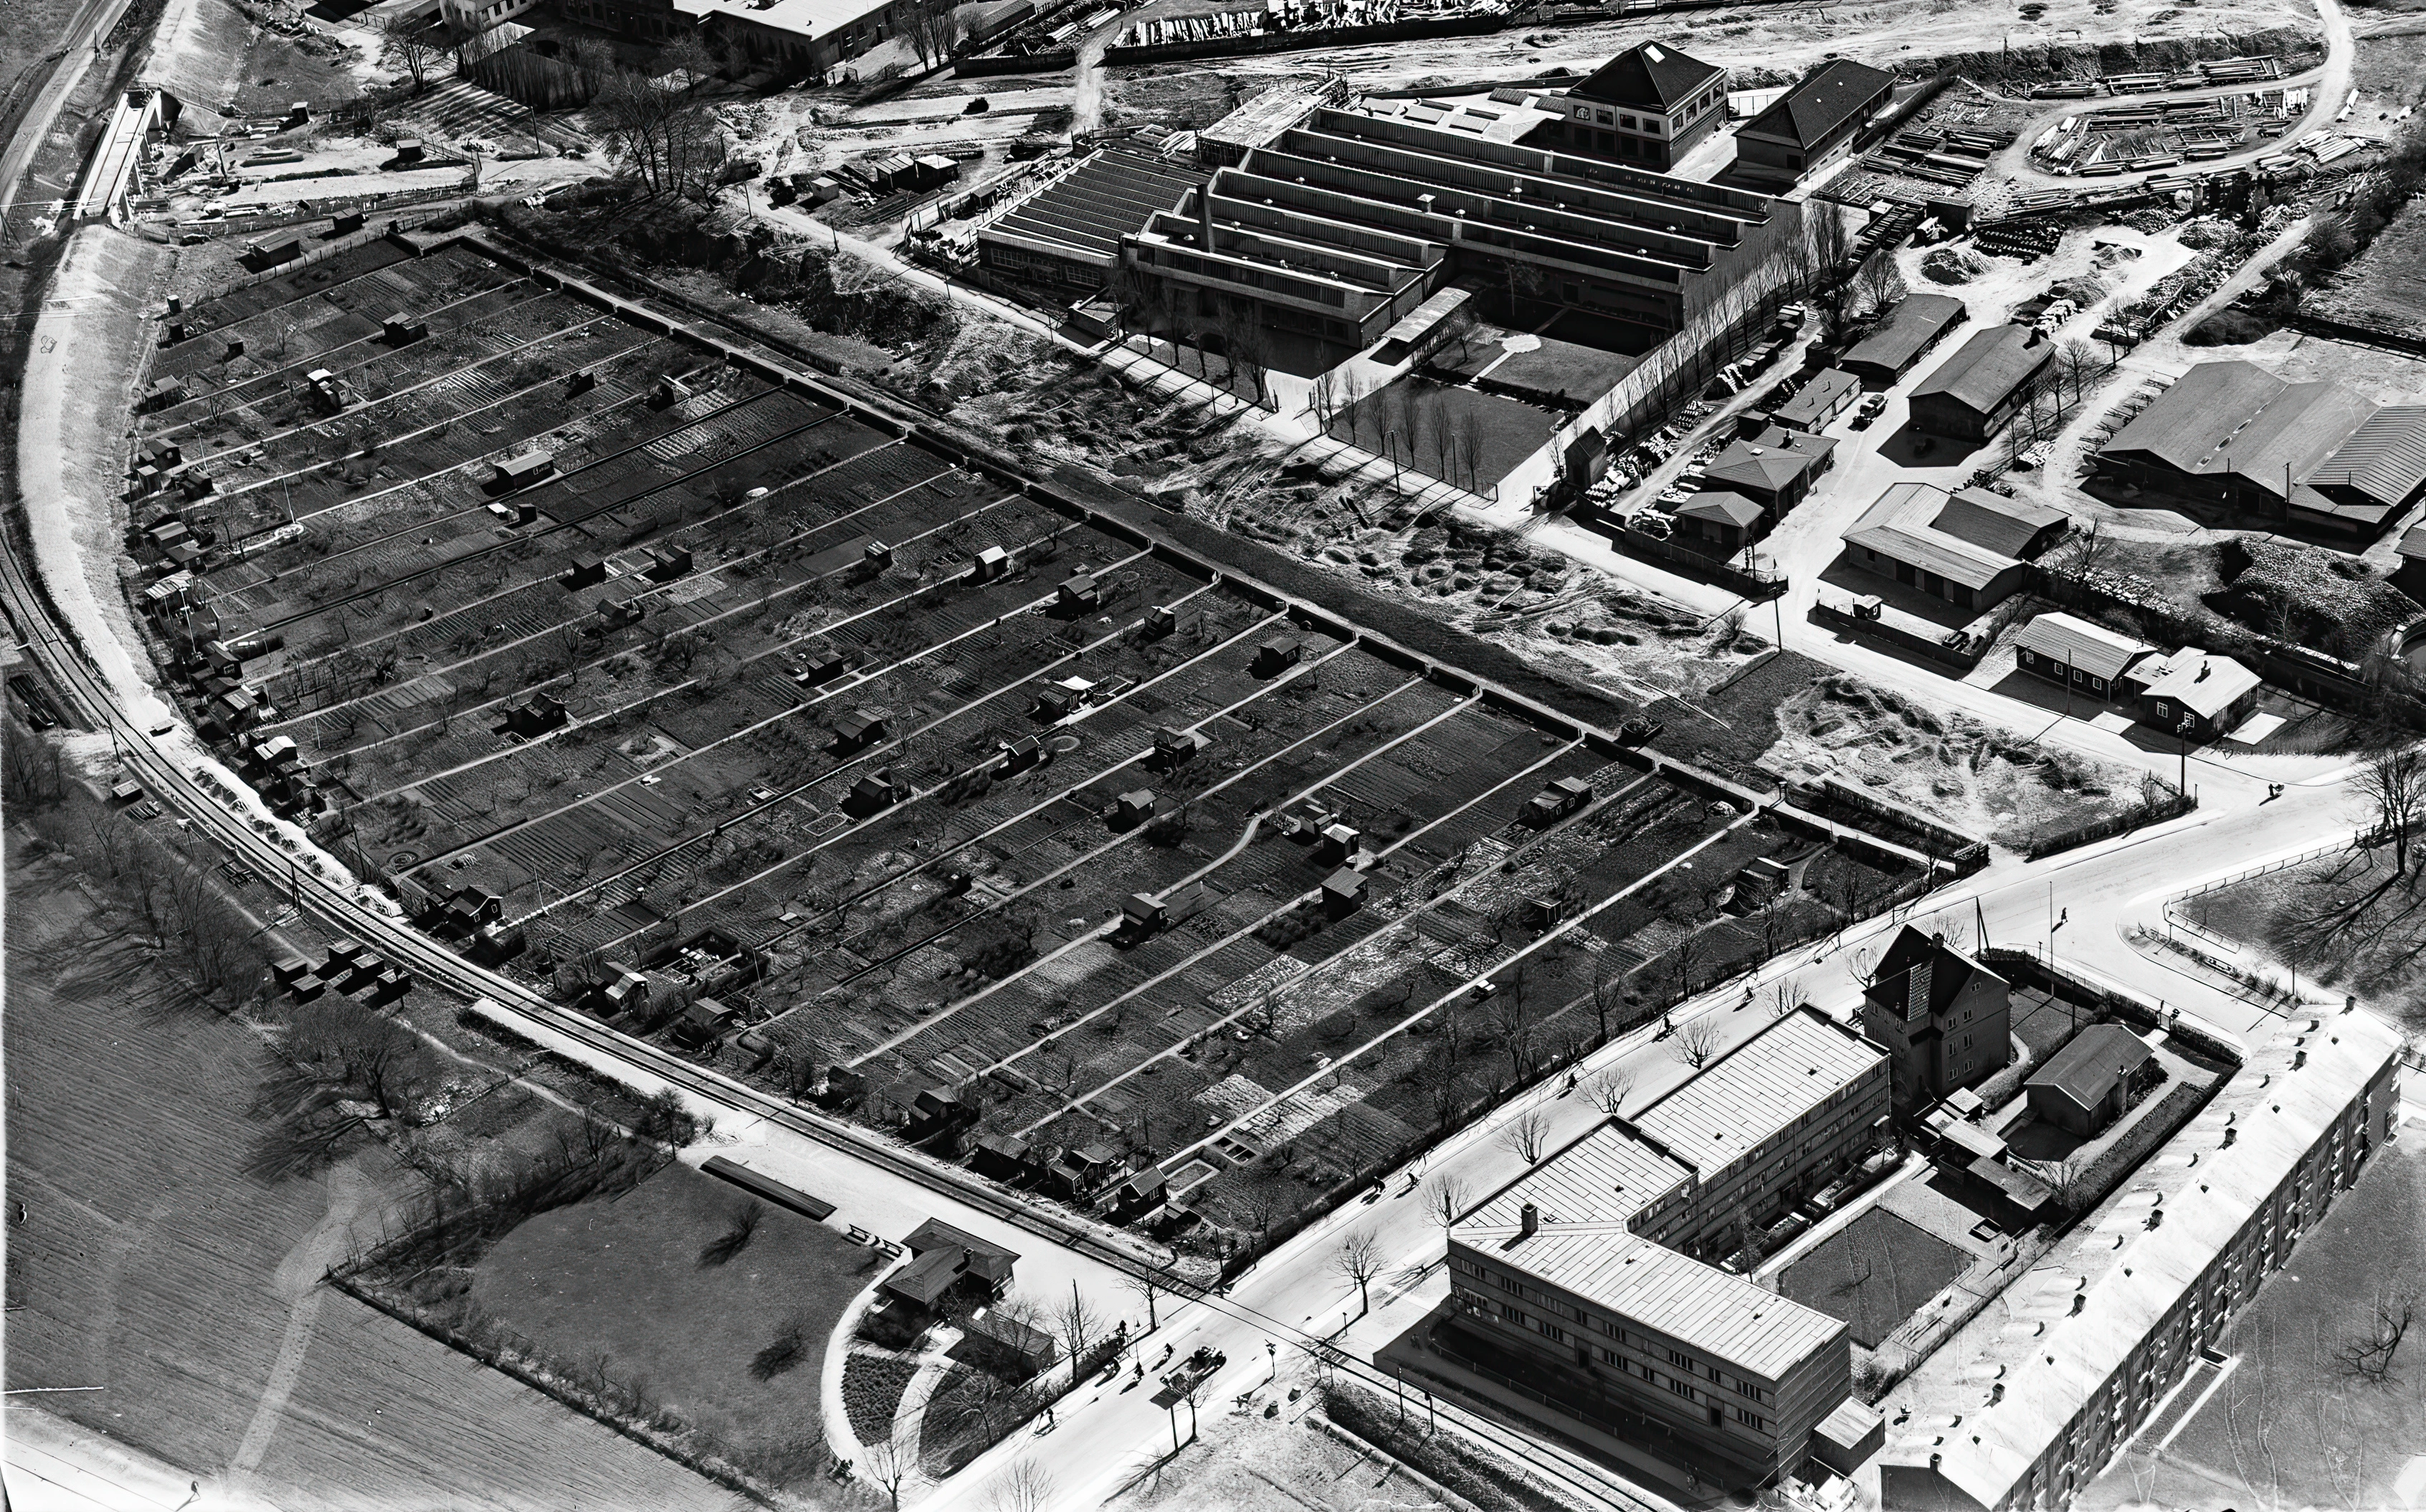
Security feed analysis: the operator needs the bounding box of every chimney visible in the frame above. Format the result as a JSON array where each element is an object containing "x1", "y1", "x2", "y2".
[
  {"x1": 2196, "y1": 661, "x2": 2210, "y2": 681},
  {"x1": 1518, "y1": 1201, "x2": 1539, "y2": 1237}
]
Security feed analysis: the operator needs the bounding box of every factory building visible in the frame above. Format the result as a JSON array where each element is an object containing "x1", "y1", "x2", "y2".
[
  {"x1": 2096, "y1": 358, "x2": 2426, "y2": 541},
  {"x1": 1118, "y1": 95, "x2": 1804, "y2": 354}
]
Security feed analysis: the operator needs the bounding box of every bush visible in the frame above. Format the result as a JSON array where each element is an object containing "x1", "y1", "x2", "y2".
[{"x1": 2184, "y1": 308, "x2": 2278, "y2": 346}]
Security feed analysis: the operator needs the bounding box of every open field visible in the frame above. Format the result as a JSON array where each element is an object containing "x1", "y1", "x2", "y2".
[
  {"x1": 467, "y1": 1159, "x2": 882, "y2": 1473},
  {"x1": 1781, "y1": 1208, "x2": 1973, "y2": 1350},
  {"x1": 1, "y1": 829, "x2": 740, "y2": 1509},
  {"x1": 1202, "y1": 0, "x2": 2319, "y2": 98},
  {"x1": 2081, "y1": 1129, "x2": 2426, "y2": 1512}
]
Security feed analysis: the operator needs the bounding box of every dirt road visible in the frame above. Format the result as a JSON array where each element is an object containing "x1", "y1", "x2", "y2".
[{"x1": 1989, "y1": 0, "x2": 2354, "y2": 191}]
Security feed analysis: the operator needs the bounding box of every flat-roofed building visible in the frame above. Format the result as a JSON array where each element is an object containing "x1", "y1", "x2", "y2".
[
  {"x1": 1732, "y1": 59, "x2": 1897, "y2": 185},
  {"x1": 1123, "y1": 96, "x2": 1802, "y2": 353},
  {"x1": 1435, "y1": 1010, "x2": 1888, "y2": 1483},
  {"x1": 1631, "y1": 1007, "x2": 1891, "y2": 1250},
  {"x1": 1909, "y1": 325, "x2": 2055, "y2": 442},
  {"x1": 2095, "y1": 358, "x2": 2426, "y2": 540},
  {"x1": 1842, "y1": 293, "x2": 1969, "y2": 386},
  {"x1": 1542, "y1": 42, "x2": 1730, "y2": 170},
  {"x1": 1880, "y1": 1000, "x2": 2401, "y2": 1512}
]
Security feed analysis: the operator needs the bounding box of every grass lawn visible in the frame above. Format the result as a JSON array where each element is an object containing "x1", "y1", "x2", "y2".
[
  {"x1": 1782, "y1": 1209, "x2": 1974, "y2": 1349},
  {"x1": 2179, "y1": 847, "x2": 2426, "y2": 1032},
  {"x1": 469, "y1": 1159, "x2": 888, "y2": 1465},
  {"x1": 2083, "y1": 1133, "x2": 2426, "y2": 1511}
]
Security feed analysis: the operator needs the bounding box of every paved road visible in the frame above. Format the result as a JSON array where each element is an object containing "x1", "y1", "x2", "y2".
[{"x1": 1989, "y1": 0, "x2": 2354, "y2": 193}]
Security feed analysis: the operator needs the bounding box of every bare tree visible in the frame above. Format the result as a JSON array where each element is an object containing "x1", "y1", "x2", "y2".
[
  {"x1": 1123, "y1": 1270, "x2": 1165, "y2": 1331},
  {"x1": 1670, "y1": 1016, "x2": 1721, "y2": 1070},
  {"x1": 1769, "y1": 976, "x2": 1811, "y2": 1020},
  {"x1": 1427, "y1": 1173, "x2": 1471, "y2": 1235},
  {"x1": 1487, "y1": 970, "x2": 1538, "y2": 1082},
  {"x1": 1335, "y1": 1230, "x2": 1386, "y2": 1316},
  {"x1": 382, "y1": 10, "x2": 445, "y2": 92},
  {"x1": 1498, "y1": 1106, "x2": 1552, "y2": 1165},
  {"x1": 1851, "y1": 252, "x2": 1905, "y2": 319},
  {"x1": 2339, "y1": 1287, "x2": 2417, "y2": 1381},
  {"x1": 990, "y1": 1460, "x2": 1056, "y2": 1512},
  {"x1": 1805, "y1": 204, "x2": 1851, "y2": 287},
  {"x1": 1586, "y1": 1067, "x2": 1636, "y2": 1119},
  {"x1": 1055, "y1": 1286, "x2": 1104, "y2": 1386},
  {"x1": 2357, "y1": 744, "x2": 2426, "y2": 877},
  {"x1": 2, "y1": 715, "x2": 65, "y2": 807},
  {"x1": 861, "y1": 1436, "x2": 910, "y2": 1512},
  {"x1": 2057, "y1": 340, "x2": 2102, "y2": 404}
]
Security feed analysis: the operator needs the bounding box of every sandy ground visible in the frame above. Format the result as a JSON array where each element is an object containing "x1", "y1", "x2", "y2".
[{"x1": 1207, "y1": 0, "x2": 2320, "y2": 93}]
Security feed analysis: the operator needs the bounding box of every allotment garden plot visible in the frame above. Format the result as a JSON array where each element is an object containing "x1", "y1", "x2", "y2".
[{"x1": 130, "y1": 236, "x2": 1923, "y2": 1262}]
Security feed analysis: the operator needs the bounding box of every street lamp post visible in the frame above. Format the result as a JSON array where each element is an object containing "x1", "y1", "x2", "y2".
[{"x1": 2178, "y1": 713, "x2": 2194, "y2": 793}]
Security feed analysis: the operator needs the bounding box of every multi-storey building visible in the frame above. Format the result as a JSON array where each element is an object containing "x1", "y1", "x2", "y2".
[
  {"x1": 1878, "y1": 1001, "x2": 2402, "y2": 1511},
  {"x1": 1632, "y1": 1006, "x2": 1893, "y2": 1251},
  {"x1": 1119, "y1": 96, "x2": 1802, "y2": 353},
  {"x1": 1860, "y1": 927, "x2": 2013, "y2": 1118},
  {"x1": 1538, "y1": 42, "x2": 1729, "y2": 170},
  {"x1": 1440, "y1": 1009, "x2": 1890, "y2": 1483}
]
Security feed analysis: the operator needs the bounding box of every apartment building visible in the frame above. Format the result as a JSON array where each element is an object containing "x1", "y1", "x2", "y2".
[
  {"x1": 1439, "y1": 1009, "x2": 1890, "y2": 1482},
  {"x1": 1631, "y1": 1007, "x2": 1893, "y2": 1252},
  {"x1": 1879, "y1": 1002, "x2": 2402, "y2": 1511}
]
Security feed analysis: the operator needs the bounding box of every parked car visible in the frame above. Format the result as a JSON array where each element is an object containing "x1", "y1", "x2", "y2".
[{"x1": 1852, "y1": 393, "x2": 1889, "y2": 429}]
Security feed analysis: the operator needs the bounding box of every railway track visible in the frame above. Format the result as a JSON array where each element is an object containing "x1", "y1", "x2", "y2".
[{"x1": 0, "y1": 228, "x2": 1726, "y2": 1511}]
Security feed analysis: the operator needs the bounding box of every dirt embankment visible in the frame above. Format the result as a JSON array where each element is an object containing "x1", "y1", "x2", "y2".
[{"x1": 1766, "y1": 673, "x2": 2149, "y2": 848}]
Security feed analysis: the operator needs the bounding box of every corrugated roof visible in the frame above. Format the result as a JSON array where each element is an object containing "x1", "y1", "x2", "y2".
[
  {"x1": 983, "y1": 148, "x2": 1207, "y2": 268},
  {"x1": 1569, "y1": 41, "x2": 1725, "y2": 110},
  {"x1": 2025, "y1": 1022, "x2": 2154, "y2": 1111},
  {"x1": 2012, "y1": 612, "x2": 2157, "y2": 683},
  {"x1": 1843, "y1": 481, "x2": 2021, "y2": 592},
  {"x1": 1911, "y1": 325, "x2": 2055, "y2": 419},
  {"x1": 1635, "y1": 1009, "x2": 1885, "y2": 1178},
  {"x1": 1842, "y1": 293, "x2": 1968, "y2": 376},
  {"x1": 2308, "y1": 404, "x2": 2426, "y2": 508},
  {"x1": 1741, "y1": 59, "x2": 1897, "y2": 148},
  {"x1": 1882, "y1": 1005, "x2": 2402, "y2": 1511},
  {"x1": 2101, "y1": 360, "x2": 2389, "y2": 511}
]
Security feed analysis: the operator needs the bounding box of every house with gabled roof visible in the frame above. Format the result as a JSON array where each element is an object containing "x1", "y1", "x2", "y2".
[{"x1": 1733, "y1": 59, "x2": 1897, "y2": 184}]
